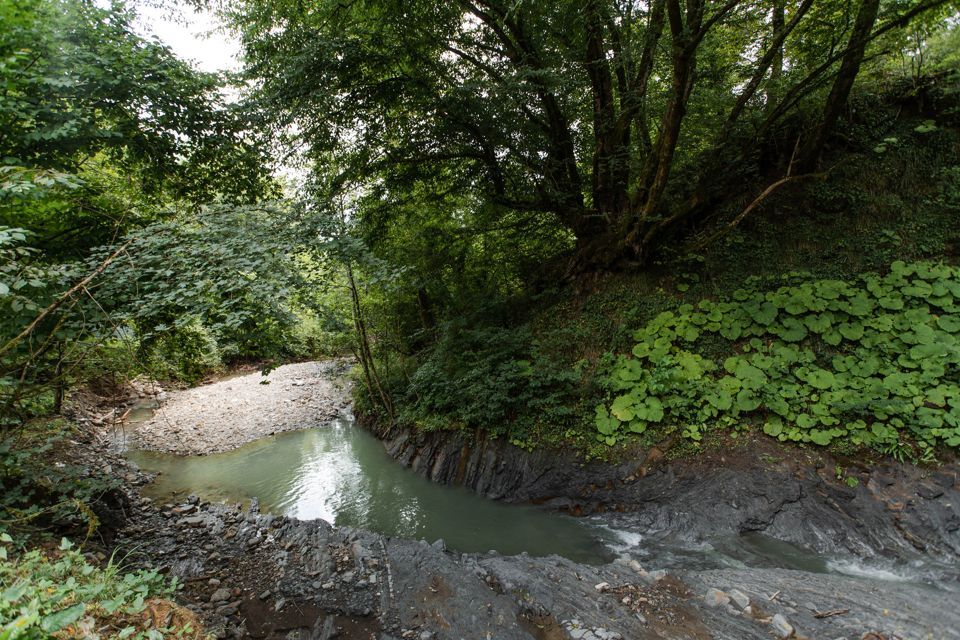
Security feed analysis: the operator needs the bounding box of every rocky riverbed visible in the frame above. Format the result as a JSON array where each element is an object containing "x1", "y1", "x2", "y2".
[
  {"x1": 130, "y1": 360, "x2": 352, "y2": 455},
  {"x1": 99, "y1": 457, "x2": 959, "y2": 640},
  {"x1": 86, "y1": 360, "x2": 960, "y2": 639}
]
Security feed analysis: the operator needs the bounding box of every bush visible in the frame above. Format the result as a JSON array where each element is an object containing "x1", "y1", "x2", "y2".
[
  {"x1": 143, "y1": 319, "x2": 221, "y2": 385},
  {"x1": 0, "y1": 427, "x2": 121, "y2": 543},
  {"x1": 597, "y1": 261, "x2": 960, "y2": 460},
  {"x1": 402, "y1": 324, "x2": 581, "y2": 439},
  {"x1": 0, "y1": 536, "x2": 197, "y2": 639}
]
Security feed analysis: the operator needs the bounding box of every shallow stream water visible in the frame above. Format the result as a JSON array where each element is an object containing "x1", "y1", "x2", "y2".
[
  {"x1": 125, "y1": 412, "x2": 957, "y2": 589},
  {"x1": 128, "y1": 417, "x2": 617, "y2": 563}
]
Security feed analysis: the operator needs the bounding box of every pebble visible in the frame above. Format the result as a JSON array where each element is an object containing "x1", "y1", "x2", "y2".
[
  {"x1": 208, "y1": 578, "x2": 221, "y2": 587},
  {"x1": 729, "y1": 588, "x2": 750, "y2": 609},
  {"x1": 771, "y1": 613, "x2": 794, "y2": 638},
  {"x1": 594, "y1": 582, "x2": 610, "y2": 592},
  {"x1": 704, "y1": 588, "x2": 730, "y2": 607},
  {"x1": 210, "y1": 588, "x2": 231, "y2": 603}
]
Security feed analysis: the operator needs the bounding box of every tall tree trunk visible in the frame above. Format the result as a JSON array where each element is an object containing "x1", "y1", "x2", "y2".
[
  {"x1": 768, "y1": 0, "x2": 785, "y2": 112},
  {"x1": 799, "y1": 0, "x2": 881, "y2": 171},
  {"x1": 345, "y1": 261, "x2": 394, "y2": 424}
]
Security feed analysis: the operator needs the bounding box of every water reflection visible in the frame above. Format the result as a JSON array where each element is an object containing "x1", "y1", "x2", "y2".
[{"x1": 128, "y1": 418, "x2": 615, "y2": 563}]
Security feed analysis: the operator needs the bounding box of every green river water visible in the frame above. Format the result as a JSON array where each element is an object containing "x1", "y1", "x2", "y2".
[
  {"x1": 124, "y1": 414, "x2": 957, "y2": 589},
  {"x1": 127, "y1": 417, "x2": 617, "y2": 563}
]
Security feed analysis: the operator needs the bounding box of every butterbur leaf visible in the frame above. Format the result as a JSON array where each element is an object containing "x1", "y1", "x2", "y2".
[
  {"x1": 809, "y1": 430, "x2": 833, "y2": 446},
  {"x1": 807, "y1": 369, "x2": 835, "y2": 390},
  {"x1": 764, "y1": 417, "x2": 783, "y2": 437},
  {"x1": 609, "y1": 395, "x2": 636, "y2": 422},
  {"x1": 838, "y1": 322, "x2": 864, "y2": 341},
  {"x1": 40, "y1": 604, "x2": 86, "y2": 633}
]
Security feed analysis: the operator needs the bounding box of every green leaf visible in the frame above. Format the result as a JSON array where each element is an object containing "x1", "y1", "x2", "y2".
[
  {"x1": 937, "y1": 315, "x2": 960, "y2": 333},
  {"x1": 809, "y1": 430, "x2": 833, "y2": 446},
  {"x1": 779, "y1": 318, "x2": 807, "y2": 342},
  {"x1": 838, "y1": 322, "x2": 864, "y2": 341},
  {"x1": 764, "y1": 417, "x2": 783, "y2": 437},
  {"x1": 40, "y1": 604, "x2": 86, "y2": 633},
  {"x1": 736, "y1": 389, "x2": 761, "y2": 412},
  {"x1": 807, "y1": 369, "x2": 835, "y2": 390},
  {"x1": 610, "y1": 395, "x2": 637, "y2": 422}
]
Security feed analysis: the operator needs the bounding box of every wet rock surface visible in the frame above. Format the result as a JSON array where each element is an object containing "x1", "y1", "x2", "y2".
[
  {"x1": 111, "y1": 484, "x2": 960, "y2": 640},
  {"x1": 378, "y1": 422, "x2": 960, "y2": 566}
]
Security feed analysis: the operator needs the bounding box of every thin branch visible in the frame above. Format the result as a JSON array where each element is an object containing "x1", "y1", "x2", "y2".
[{"x1": 0, "y1": 239, "x2": 133, "y2": 358}]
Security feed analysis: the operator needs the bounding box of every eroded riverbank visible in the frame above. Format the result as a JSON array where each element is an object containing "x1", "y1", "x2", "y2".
[{"x1": 104, "y1": 360, "x2": 960, "y2": 639}]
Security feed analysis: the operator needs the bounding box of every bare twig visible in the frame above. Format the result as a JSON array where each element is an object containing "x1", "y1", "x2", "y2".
[{"x1": 814, "y1": 608, "x2": 850, "y2": 619}]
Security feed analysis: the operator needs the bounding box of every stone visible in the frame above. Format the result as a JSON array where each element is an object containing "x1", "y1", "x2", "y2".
[
  {"x1": 321, "y1": 582, "x2": 334, "y2": 590},
  {"x1": 187, "y1": 494, "x2": 200, "y2": 505},
  {"x1": 931, "y1": 472, "x2": 956, "y2": 488},
  {"x1": 210, "y1": 588, "x2": 231, "y2": 603},
  {"x1": 729, "y1": 589, "x2": 750, "y2": 610},
  {"x1": 917, "y1": 484, "x2": 944, "y2": 500},
  {"x1": 178, "y1": 516, "x2": 204, "y2": 527},
  {"x1": 771, "y1": 613, "x2": 794, "y2": 638},
  {"x1": 704, "y1": 588, "x2": 730, "y2": 607},
  {"x1": 208, "y1": 578, "x2": 221, "y2": 587},
  {"x1": 594, "y1": 582, "x2": 610, "y2": 592},
  {"x1": 258, "y1": 590, "x2": 271, "y2": 600}
]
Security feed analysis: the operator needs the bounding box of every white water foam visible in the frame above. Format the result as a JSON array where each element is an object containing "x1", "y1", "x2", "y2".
[
  {"x1": 595, "y1": 524, "x2": 643, "y2": 555},
  {"x1": 826, "y1": 559, "x2": 913, "y2": 582}
]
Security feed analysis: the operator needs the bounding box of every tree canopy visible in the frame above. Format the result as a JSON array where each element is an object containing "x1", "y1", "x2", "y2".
[{"x1": 225, "y1": 0, "x2": 958, "y2": 268}]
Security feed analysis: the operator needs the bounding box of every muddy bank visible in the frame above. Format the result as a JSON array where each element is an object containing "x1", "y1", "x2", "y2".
[
  {"x1": 130, "y1": 360, "x2": 351, "y2": 455},
  {"x1": 377, "y1": 422, "x2": 960, "y2": 567}
]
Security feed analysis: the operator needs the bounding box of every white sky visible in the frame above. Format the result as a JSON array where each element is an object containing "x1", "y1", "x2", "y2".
[{"x1": 131, "y1": 1, "x2": 241, "y2": 73}]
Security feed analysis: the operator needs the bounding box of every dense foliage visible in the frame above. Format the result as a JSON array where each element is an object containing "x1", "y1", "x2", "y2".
[
  {"x1": 0, "y1": 536, "x2": 190, "y2": 639},
  {"x1": 0, "y1": 0, "x2": 323, "y2": 425},
  {"x1": 227, "y1": 0, "x2": 959, "y2": 267},
  {"x1": 598, "y1": 261, "x2": 960, "y2": 459}
]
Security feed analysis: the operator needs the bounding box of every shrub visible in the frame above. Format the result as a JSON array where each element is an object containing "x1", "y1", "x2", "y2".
[
  {"x1": 597, "y1": 261, "x2": 960, "y2": 459},
  {"x1": 0, "y1": 536, "x2": 196, "y2": 639}
]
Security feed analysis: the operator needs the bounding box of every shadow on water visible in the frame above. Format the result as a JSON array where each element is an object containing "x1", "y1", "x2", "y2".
[{"x1": 128, "y1": 417, "x2": 617, "y2": 564}]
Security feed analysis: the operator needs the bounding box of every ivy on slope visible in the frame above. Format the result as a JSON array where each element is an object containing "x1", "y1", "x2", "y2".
[{"x1": 596, "y1": 261, "x2": 960, "y2": 456}]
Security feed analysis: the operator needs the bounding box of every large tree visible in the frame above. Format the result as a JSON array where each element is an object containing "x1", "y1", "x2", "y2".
[{"x1": 226, "y1": 0, "x2": 955, "y2": 268}]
